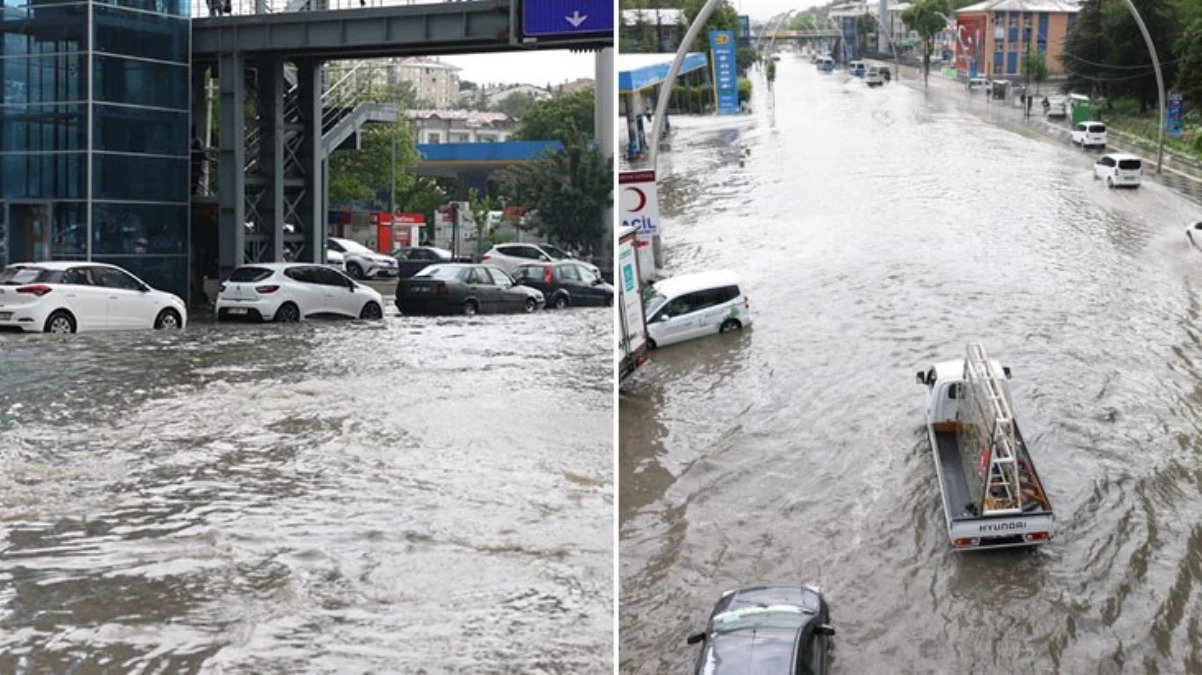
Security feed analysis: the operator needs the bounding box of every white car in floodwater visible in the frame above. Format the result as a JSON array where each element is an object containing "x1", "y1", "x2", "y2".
[
  {"x1": 216, "y1": 262, "x2": 385, "y2": 323},
  {"x1": 0, "y1": 261, "x2": 187, "y2": 333}
]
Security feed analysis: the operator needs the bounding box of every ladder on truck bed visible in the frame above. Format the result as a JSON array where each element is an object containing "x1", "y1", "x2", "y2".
[{"x1": 962, "y1": 343, "x2": 1023, "y2": 516}]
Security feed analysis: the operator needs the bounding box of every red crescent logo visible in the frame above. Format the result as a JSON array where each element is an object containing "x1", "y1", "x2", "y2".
[{"x1": 625, "y1": 186, "x2": 647, "y2": 212}]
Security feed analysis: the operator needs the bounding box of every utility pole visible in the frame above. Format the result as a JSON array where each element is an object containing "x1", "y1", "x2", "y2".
[{"x1": 1121, "y1": 0, "x2": 1165, "y2": 174}]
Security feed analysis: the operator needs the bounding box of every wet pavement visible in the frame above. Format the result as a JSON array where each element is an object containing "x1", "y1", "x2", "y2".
[
  {"x1": 620, "y1": 55, "x2": 1202, "y2": 673},
  {"x1": 0, "y1": 308, "x2": 612, "y2": 672}
]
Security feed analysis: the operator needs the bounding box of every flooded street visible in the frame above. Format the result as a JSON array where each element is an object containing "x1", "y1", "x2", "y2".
[
  {"x1": 620, "y1": 56, "x2": 1202, "y2": 673},
  {"x1": 0, "y1": 308, "x2": 612, "y2": 671}
]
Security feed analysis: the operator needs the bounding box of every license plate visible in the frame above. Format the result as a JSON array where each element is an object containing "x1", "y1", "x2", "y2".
[
  {"x1": 410, "y1": 287, "x2": 430, "y2": 294},
  {"x1": 0, "y1": 312, "x2": 10, "y2": 320},
  {"x1": 228, "y1": 307, "x2": 248, "y2": 315}
]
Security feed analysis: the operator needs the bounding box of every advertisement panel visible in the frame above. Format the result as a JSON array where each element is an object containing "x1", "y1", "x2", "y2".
[
  {"x1": 1168, "y1": 92, "x2": 1184, "y2": 137},
  {"x1": 709, "y1": 30, "x2": 740, "y2": 116}
]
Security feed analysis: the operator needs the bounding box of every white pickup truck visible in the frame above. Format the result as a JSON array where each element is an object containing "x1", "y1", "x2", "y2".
[{"x1": 917, "y1": 344, "x2": 1055, "y2": 551}]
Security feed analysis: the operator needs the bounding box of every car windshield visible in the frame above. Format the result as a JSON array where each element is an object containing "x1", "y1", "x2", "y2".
[
  {"x1": 712, "y1": 606, "x2": 811, "y2": 635},
  {"x1": 429, "y1": 247, "x2": 454, "y2": 260},
  {"x1": 642, "y1": 286, "x2": 667, "y2": 314},
  {"x1": 414, "y1": 265, "x2": 462, "y2": 280},
  {"x1": 335, "y1": 238, "x2": 374, "y2": 255},
  {"x1": 540, "y1": 245, "x2": 569, "y2": 260},
  {"x1": 229, "y1": 267, "x2": 273, "y2": 282},
  {"x1": 0, "y1": 266, "x2": 60, "y2": 285}
]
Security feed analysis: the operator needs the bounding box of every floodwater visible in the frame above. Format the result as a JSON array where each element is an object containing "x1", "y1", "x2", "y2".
[
  {"x1": 620, "y1": 56, "x2": 1202, "y2": 673},
  {"x1": 0, "y1": 308, "x2": 612, "y2": 672}
]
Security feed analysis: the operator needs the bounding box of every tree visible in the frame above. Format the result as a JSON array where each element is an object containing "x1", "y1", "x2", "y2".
[
  {"x1": 497, "y1": 144, "x2": 611, "y2": 256},
  {"x1": 682, "y1": 0, "x2": 739, "y2": 55},
  {"x1": 512, "y1": 88, "x2": 595, "y2": 145},
  {"x1": 466, "y1": 187, "x2": 497, "y2": 258},
  {"x1": 1023, "y1": 49, "x2": 1048, "y2": 93},
  {"x1": 328, "y1": 118, "x2": 419, "y2": 208},
  {"x1": 493, "y1": 91, "x2": 541, "y2": 121},
  {"x1": 901, "y1": 0, "x2": 953, "y2": 87},
  {"x1": 856, "y1": 12, "x2": 878, "y2": 55},
  {"x1": 1175, "y1": 19, "x2": 1202, "y2": 108},
  {"x1": 1063, "y1": 0, "x2": 1108, "y2": 97}
]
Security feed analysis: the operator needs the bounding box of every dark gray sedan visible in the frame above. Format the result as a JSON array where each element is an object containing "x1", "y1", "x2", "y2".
[{"x1": 395, "y1": 264, "x2": 545, "y2": 316}]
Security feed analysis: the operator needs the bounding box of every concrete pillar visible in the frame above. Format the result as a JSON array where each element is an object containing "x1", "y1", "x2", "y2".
[
  {"x1": 297, "y1": 59, "x2": 325, "y2": 263},
  {"x1": 624, "y1": 92, "x2": 640, "y2": 160},
  {"x1": 218, "y1": 52, "x2": 245, "y2": 277},
  {"x1": 190, "y1": 66, "x2": 212, "y2": 197},
  {"x1": 595, "y1": 47, "x2": 614, "y2": 269},
  {"x1": 258, "y1": 57, "x2": 286, "y2": 261}
]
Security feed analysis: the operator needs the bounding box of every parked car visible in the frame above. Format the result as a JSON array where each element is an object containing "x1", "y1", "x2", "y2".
[
  {"x1": 215, "y1": 263, "x2": 385, "y2": 322},
  {"x1": 327, "y1": 237, "x2": 398, "y2": 279},
  {"x1": 395, "y1": 263, "x2": 544, "y2": 316},
  {"x1": 0, "y1": 261, "x2": 187, "y2": 333},
  {"x1": 390, "y1": 245, "x2": 463, "y2": 278},
  {"x1": 641, "y1": 270, "x2": 752, "y2": 349},
  {"x1": 1071, "y1": 121, "x2": 1107, "y2": 149},
  {"x1": 1093, "y1": 152, "x2": 1142, "y2": 189},
  {"x1": 512, "y1": 261, "x2": 614, "y2": 309},
  {"x1": 480, "y1": 242, "x2": 583, "y2": 275},
  {"x1": 687, "y1": 585, "x2": 835, "y2": 675},
  {"x1": 1044, "y1": 95, "x2": 1068, "y2": 118}
]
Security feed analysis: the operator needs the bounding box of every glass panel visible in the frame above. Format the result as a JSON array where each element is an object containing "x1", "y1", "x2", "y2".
[
  {"x1": 0, "y1": 103, "x2": 85, "y2": 151},
  {"x1": 93, "y1": 255, "x2": 187, "y2": 299},
  {"x1": 91, "y1": 0, "x2": 189, "y2": 19},
  {"x1": 0, "y1": 4, "x2": 88, "y2": 56},
  {"x1": 93, "y1": 104, "x2": 186, "y2": 155},
  {"x1": 0, "y1": 201, "x2": 6, "y2": 266},
  {"x1": 93, "y1": 153, "x2": 187, "y2": 202},
  {"x1": 50, "y1": 200, "x2": 84, "y2": 255},
  {"x1": 0, "y1": 152, "x2": 84, "y2": 198},
  {"x1": 92, "y1": 202, "x2": 186, "y2": 255},
  {"x1": 94, "y1": 6, "x2": 187, "y2": 63},
  {"x1": 0, "y1": 53, "x2": 86, "y2": 104},
  {"x1": 94, "y1": 55, "x2": 187, "y2": 110}
]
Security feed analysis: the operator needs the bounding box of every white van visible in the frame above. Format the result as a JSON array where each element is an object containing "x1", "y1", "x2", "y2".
[
  {"x1": 866, "y1": 66, "x2": 885, "y2": 86},
  {"x1": 1072, "y1": 121, "x2": 1107, "y2": 149},
  {"x1": 1044, "y1": 95, "x2": 1068, "y2": 118},
  {"x1": 642, "y1": 271, "x2": 752, "y2": 349},
  {"x1": 1094, "y1": 153, "x2": 1142, "y2": 188}
]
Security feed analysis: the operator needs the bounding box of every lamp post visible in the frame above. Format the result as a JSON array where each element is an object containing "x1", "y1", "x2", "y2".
[{"x1": 1121, "y1": 0, "x2": 1165, "y2": 174}]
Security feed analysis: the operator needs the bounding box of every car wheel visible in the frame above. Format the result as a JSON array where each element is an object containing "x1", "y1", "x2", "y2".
[
  {"x1": 647, "y1": 338, "x2": 658, "y2": 350},
  {"x1": 1106, "y1": 177, "x2": 1114, "y2": 189},
  {"x1": 154, "y1": 308, "x2": 182, "y2": 330},
  {"x1": 553, "y1": 293, "x2": 570, "y2": 309},
  {"x1": 524, "y1": 298, "x2": 537, "y2": 313},
  {"x1": 347, "y1": 262, "x2": 364, "y2": 279},
  {"x1": 463, "y1": 300, "x2": 478, "y2": 316},
  {"x1": 605, "y1": 295, "x2": 614, "y2": 307},
  {"x1": 359, "y1": 301, "x2": 383, "y2": 320},
  {"x1": 44, "y1": 310, "x2": 76, "y2": 334},
  {"x1": 274, "y1": 302, "x2": 300, "y2": 323},
  {"x1": 720, "y1": 319, "x2": 742, "y2": 333}
]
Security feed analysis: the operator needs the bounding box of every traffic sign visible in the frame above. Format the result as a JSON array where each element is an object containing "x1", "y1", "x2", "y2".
[{"x1": 521, "y1": 0, "x2": 613, "y2": 38}]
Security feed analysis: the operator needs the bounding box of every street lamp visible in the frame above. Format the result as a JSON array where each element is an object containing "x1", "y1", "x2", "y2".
[{"x1": 1121, "y1": 0, "x2": 1165, "y2": 174}]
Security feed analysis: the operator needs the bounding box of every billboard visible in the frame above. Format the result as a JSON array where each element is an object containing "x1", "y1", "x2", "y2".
[{"x1": 709, "y1": 30, "x2": 740, "y2": 116}]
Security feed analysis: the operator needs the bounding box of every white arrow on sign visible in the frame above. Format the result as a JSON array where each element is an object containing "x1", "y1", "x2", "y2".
[{"x1": 565, "y1": 10, "x2": 587, "y2": 27}]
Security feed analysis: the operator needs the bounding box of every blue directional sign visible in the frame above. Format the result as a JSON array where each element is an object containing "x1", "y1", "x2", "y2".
[
  {"x1": 1168, "y1": 91, "x2": 1184, "y2": 137},
  {"x1": 709, "y1": 30, "x2": 739, "y2": 116},
  {"x1": 521, "y1": 0, "x2": 614, "y2": 38}
]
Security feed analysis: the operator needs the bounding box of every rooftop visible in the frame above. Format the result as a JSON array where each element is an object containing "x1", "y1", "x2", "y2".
[
  {"x1": 957, "y1": 0, "x2": 1080, "y2": 13},
  {"x1": 405, "y1": 110, "x2": 514, "y2": 126}
]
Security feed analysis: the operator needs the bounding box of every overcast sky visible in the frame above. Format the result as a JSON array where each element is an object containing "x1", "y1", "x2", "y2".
[
  {"x1": 731, "y1": 0, "x2": 830, "y2": 22},
  {"x1": 442, "y1": 51, "x2": 598, "y2": 88}
]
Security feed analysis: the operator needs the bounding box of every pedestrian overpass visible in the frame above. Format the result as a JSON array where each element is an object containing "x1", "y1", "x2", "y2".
[{"x1": 189, "y1": 0, "x2": 610, "y2": 275}]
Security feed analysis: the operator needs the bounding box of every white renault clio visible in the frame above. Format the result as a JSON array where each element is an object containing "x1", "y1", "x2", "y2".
[
  {"x1": 215, "y1": 262, "x2": 385, "y2": 322},
  {"x1": 0, "y1": 261, "x2": 187, "y2": 333},
  {"x1": 642, "y1": 271, "x2": 752, "y2": 349}
]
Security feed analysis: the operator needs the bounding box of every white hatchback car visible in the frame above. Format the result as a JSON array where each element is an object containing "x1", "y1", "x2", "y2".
[
  {"x1": 642, "y1": 271, "x2": 752, "y2": 349},
  {"x1": 215, "y1": 263, "x2": 385, "y2": 322},
  {"x1": 1094, "y1": 153, "x2": 1142, "y2": 189},
  {"x1": 1072, "y1": 121, "x2": 1107, "y2": 149},
  {"x1": 0, "y1": 261, "x2": 187, "y2": 333}
]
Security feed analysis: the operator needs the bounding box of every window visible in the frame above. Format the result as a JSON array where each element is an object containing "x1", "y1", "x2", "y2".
[
  {"x1": 93, "y1": 154, "x2": 188, "y2": 202},
  {"x1": 486, "y1": 267, "x2": 512, "y2": 286},
  {"x1": 1118, "y1": 159, "x2": 1141, "y2": 171},
  {"x1": 92, "y1": 266, "x2": 143, "y2": 290},
  {"x1": 91, "y1": 203, "x2": 186, "y2": 255},
  {"x1": 326, "y1": 239, "x2": 345, "y2": 253},
  {"x1": 414, "y1": 265, "x2": 460, "y2": 279},
  {"x1": 1, "y1": 153, "x2": 86, "y2": 199},
  {"x1": 513, "y1": 265, "x2": 536, "y2": 280},
  {"x1": 61, "y1": 268, "x2": 90, "y2": 285},
  {"x1": 93, "y1": 104, "x2": 187, "y2": 155},
  {"x1": 93, "y1": 6, "x2": 188, "y2": 64},
  {"x1": 94, "y1": 55, "x2": 188, "y2": 110},
  {"x1": 285, "y1": 266, "x2": 317, "y2": 283},
  {"x1": 427, "y1": 132, "x2": 441, "y2": 144},
  {"x1": 467, "y1": 267, "x2": 491, "y2": 284},
  {"x1": 555, "y1": 264, "x2": 582, "y2": 281},
  {"x1": 229, "y1": 267, "x2": 273, "y2": 282}
]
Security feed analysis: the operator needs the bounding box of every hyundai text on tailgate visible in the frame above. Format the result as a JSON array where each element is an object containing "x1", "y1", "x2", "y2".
[{"x1": 917, "y1": 343, "x2": 1055, "y2": 550}]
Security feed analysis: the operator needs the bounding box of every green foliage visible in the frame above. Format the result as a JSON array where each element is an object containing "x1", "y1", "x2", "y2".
[
  {"x1": 497, "y1": 144, "x2": 611, "y2": 256},
  {"x1": 328, "y1": 119, "x2": 419, "y2": 209},
  {"x1": 466, "y1": 188, "x2": 497, "y2": 259},
  {"x1": 513, "y1": 88, "x2": 595, "y2": 145},
  {"x1": 493, "y1": 92, "x2": 541, "y2": 121},
  {"x1": 1064, "y1": 0, "x2": 1180, "y2": 112},
  {"x1": 901, "y1": 0, "x2": 953, "y2": 86},
  {"x1": 789, "y1": 13, "x2": 817, "y2": 31},
  {"x1": 1175, "y1": 19, "x2": 1202, "y2": 107},
  {"x1": 1023, "y1": 49, "x2": 1049, "y2": 89},
  {"x1": 856, "y1": 12, "x2": 878, "y2": 53},
  {"x1": 738, "y1": 77, "x2": 752, "y2": 104},
  {"x1": 682, "y1": 0, "x2": 739, "y2": 55}
]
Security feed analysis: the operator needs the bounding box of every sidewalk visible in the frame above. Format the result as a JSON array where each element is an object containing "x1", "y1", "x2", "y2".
[{"x1": 874, "y1": 60, "x2": 1202, "y2": 200}]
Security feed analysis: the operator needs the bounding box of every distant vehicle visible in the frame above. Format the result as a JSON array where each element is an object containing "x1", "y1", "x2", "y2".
[
  {"x1": 512, "y1": 260, "x2": 613, "y2": 309},
  {"x1": 687, "y1": 585, "x2": 835, "y2": 675},
  {"x1": 0, "y1": 261, "x2": 187, "y2": 333},
  {"x1": 481, "y1": 242, "x2": 577, "y2": 275},
  {"x1": 865, "y1": 65, "x2": 885, "y2": 86},
  {"x1": 390, "y1": 245, "x2": 462, "y2": 278},
  {"x1": 1188, "y1": 221, "x2": 1202, "y2": 246},
  {"x1": 642, "y1": 270, "x2": 751, "y2": 349},
  {"x1": 817, "y1": 56, "x2": 835, "y2": 72},
  {"x1": 1071, "y1": 121, "x2": 1107, "y2": 149},
  {"x1": 215, "y1": 263, "x2": 385, "y2": 322},
  {"x1": 848, "y1": 60, "x2": 866, "y2": 77},
  {"x1": 1044, "y1": 95, "x2": 1068, "y2": 118},
  {"x1": 395, "y1": 263, "x2": 544, "y2": 316},
  {"x1": 1094, "y1": 152, "x2": 1142, "y2": 189},
  {"x1": 968, "y1": 76, "x2": 989, "y2": 89},
  {"x1": 327, "y1": 237, "x2": 399, "y2": 280},
  {"x1": 917, "y1": 344, "x2": 1055, "y2": 551}
]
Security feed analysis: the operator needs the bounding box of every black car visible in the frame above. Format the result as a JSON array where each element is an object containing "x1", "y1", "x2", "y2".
[
  {"x1": 512, "y1": 261, "x2": 613, "y2": 309},
  {"x1": 390, "y1": 246, "x2": 472, "y2": 278},
  {"x1": 687, "y1": 585, "x2": 835, "y2": 675},
  {"x1": 395, "y1": 263, "x2": 545, "y2": 316}
]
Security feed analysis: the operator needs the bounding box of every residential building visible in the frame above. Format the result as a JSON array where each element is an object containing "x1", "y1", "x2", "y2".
[
  {"x1": 369, "y1": 57, "x2": 462, "y2": 108},
  {"x1": 955, "y1": 0, "x2": 1080, "y2": 79},
  {"x1": 557, "y1": 78, "x2": 596, "y2": 94},
  {"x1": 620, "y1": 8, "x2": 686, "y2": 52},
  {"x1": 406, "y1": 110, "x2": 517, "y2": 145}
]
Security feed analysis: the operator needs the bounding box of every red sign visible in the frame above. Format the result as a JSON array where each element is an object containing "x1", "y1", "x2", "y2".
[{"x1": 394, "y1": 213, "x2": 425, "y2": 226}]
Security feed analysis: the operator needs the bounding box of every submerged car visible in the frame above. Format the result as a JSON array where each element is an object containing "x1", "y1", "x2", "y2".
[
  {"x1": 215, "y1": 263, "x2": 385, "y2": 322},
  {"x1": 395, "y1": 263, "x2": 544, "y2": 316},
  {"x1": 688, "y1": 585, "x2": 835, "y2": 675},
  {"x1": 327, "y1": 237, "x2": 398, "y2": 279},
  {"x1": 642, "y1": 270, "x2": 752, "y2": 349},
  {"x1": 513, "y1": 260, "x2": 614, "y2": 308},
  {"x1": 0, "y1": 261, "x2": 187, "y2": 333}
]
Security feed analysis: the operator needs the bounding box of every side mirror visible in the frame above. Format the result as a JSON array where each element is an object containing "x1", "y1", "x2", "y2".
[
  {"x1": 816, "y1": 624, "x2": 837, "y2": 637},
  {"x1": 1003, "y1": 366, "x2": 1012, "y2": 379},
  {"x1": 140, "y1": 284, "x2": 151, "y2": 293},
  {"x1": 686, "y1": 632, "x2": 706, "y2": 645},
  {"x1": 915, "y1": 371, "x2": 925, "y2": 385}
]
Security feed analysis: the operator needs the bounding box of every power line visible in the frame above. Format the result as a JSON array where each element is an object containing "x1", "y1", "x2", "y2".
[
  {"x1": 1061, "y1": 63, "x2": 1158, "y2": 82},
  {"x1": 1061, "y1": 51, "x2": 1179, "y2": 70}
]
